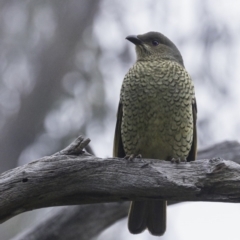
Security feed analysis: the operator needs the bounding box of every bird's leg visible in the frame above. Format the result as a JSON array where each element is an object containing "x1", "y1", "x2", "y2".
[
  {"x1": 124, "y1": 154, "x2": 135, "y2": 160},
  {"x1": 171, "y1": 157, "x2": 187, "y2": 163},
  {"x1": 181, "y1": 157, "x2": 187, "y2": 163},
  {"x1": 171, "y1": 158, "x2": 180, "y2": 163},
  {"x1": 124, "y1": 154, "x2": 142, "y2": 160}
]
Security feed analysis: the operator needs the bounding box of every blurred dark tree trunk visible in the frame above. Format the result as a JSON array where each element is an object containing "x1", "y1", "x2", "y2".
[{"x1": 0, "y1": 0, "x2": 101, "y2": 172}]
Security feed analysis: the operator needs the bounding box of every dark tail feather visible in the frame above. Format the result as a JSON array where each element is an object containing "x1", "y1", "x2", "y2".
[
  {"x1": 128, "y1": 200, "x2": 166, "y2": 236},
  {"x1": 147, "y1": 200, "x2": 167, "y2": 236},
  {"x1": 128, "y1": 201, "x2": 148, "y2": 234}
]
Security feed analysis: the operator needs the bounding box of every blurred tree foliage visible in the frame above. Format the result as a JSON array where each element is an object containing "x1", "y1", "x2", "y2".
[{"x1": 0, "y1": 0, "x2": 104, "y2": 172}]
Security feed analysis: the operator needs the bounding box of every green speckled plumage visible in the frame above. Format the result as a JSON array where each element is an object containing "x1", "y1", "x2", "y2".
[
  {"x1": 113, "y1": 32, "x2": 197, "y2": 237},
  {"x1": 121, "y1": 60, "x2": 195, "y2": 160}
]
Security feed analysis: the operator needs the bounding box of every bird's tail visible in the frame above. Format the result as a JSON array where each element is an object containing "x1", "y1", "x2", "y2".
[{"x1": 128, "y1": 200, "x2": 166, "y2": 236}]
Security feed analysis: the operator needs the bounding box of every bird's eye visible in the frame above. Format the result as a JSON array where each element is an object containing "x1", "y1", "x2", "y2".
[{"x1": 151, "y1": 40, "x2": 159, "y2": 46}]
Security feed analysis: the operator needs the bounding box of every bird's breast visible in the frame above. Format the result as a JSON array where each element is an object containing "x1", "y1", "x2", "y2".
[{"x1": 121, "y1": 60, "x2": 194, "y2": 160}]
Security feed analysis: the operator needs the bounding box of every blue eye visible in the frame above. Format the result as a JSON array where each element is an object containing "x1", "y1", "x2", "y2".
[{"x1": 152, "y1": 40, "x2": 159, "y2": 46}]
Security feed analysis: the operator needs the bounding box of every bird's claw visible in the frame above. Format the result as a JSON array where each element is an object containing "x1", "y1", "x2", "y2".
[
  {"x1": 124, "y1": 154, "x2": 142, "y2": 161},
  {"x1": 171, "y1": 157, "x2": 186, "y2": 164}
]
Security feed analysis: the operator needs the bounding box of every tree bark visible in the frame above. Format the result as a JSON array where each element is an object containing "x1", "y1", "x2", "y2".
[
  {"x1": 10, "y1": 203, "x2": 129, "y2": 240},
  {"x1": 4, "y1": 136, "x2": 240, "y2": 240},
  {"x1": 1, "y1": 136, "x2": 240, "y2": 226}
]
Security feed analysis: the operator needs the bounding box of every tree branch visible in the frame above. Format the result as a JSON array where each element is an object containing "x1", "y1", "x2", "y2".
[
  {"x1": 11, "y1": 203, "x2": 129, "y2": 240},
  {"x1": 1, "y1": 136, "x2": 240, "y2": 226}
]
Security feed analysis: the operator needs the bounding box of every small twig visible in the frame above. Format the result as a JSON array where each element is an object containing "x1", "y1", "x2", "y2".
[{"x1": 55, "y1": 135, "x2": 91, "y2": 156}]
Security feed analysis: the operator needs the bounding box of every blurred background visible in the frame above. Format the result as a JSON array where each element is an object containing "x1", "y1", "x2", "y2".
[{"x1": 1, "y1": 0, "x2": 240, "y2": 239}]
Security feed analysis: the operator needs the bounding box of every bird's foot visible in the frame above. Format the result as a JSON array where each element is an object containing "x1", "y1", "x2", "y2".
[
  {"x1": 171, "y1": 157, "x2": 186, "y2": 164},
  {"x1": 171, "y1": 158, "x2": 180, "y2": 163},
  {"x1": 124, "y1": 154, "x2": 142, "y2": 161}
]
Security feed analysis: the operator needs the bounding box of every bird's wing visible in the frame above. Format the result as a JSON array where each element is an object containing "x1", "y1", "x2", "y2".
[
  {"x1": 187, "y1": 98, "x2": 197, "y2": 161},
  {"x1": 113, "y1": 102, "x2": 125, "y2": 157}
]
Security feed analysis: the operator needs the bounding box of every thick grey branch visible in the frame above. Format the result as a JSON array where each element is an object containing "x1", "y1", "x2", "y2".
[
  {"x1": 1, "y1": 136, "x2": 240, "y2": 225},
  {"x1": 11, "y1": 203, "x2": 129, "y2": 240}
]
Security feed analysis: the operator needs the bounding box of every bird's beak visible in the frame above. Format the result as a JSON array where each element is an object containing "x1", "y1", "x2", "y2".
[{"x1": 126, "y1": 35, "x2": 142, "y2": 45}]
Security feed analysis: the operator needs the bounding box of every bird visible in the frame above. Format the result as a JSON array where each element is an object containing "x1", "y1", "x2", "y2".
[{"x1": 113, "y1": 31, "x2": 197, "y2": 236}]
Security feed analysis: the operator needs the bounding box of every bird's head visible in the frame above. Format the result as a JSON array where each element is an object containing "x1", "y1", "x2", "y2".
[{"x1": 126, "y1": 31, "x2": 184, "y2": 66}]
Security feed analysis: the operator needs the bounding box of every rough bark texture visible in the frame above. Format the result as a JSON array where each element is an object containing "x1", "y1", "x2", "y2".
[
  {"x1": 10, "y1": 203, "x2": 129, "y2": 240},
  {"x1": 1, "y1": 136, "x2": 240, "y2": 228}
]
